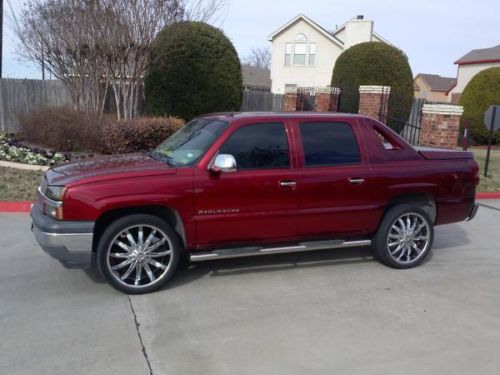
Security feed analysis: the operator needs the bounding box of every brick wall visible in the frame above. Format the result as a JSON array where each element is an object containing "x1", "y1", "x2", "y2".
[
  {"x1": 284, "y1": 90, "x2": 298, "y2": 112},
  {"x1": 420, "y1": 104, "x2": 464, "y2": 149},
  {"x1": 358, "y1": 86, "x2": 391, "y2": 122}
]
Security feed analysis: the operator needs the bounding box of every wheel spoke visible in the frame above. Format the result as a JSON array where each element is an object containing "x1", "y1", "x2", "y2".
[
  {"x1": 147, "y1": 258, "x2": 167, "y2": 270},
  {"x1": 134, "y1": 263, "x2": 142, "y2": 286},
  {"x1": 121, "y1": 261, "x2": 136, "y2": 281},
  {"x1": 143, "y1": 230, "x2": 157, "y2": 250},
  {"x1": 126, "y1": 231, "x2": 137, "y2": 247},
  {"x1": 138, "y1": 226, "x2": 144, "y2": 247},
  {"x1": 391, "y1": 243, "x2": 404, "y2": 256},
  {"x1": 116, "y1": 241, "x2": 132, "y2": 253},
  {"x1": 143, "y1": 262, "x2": 156, "y2": 282},
  {"x1": 110, "y1": 252, "x2": 130, "y2": 259},
  {"x1": 148, "y1": 250, "x2": 172, "y2": 258},
  {"x1": 144, "y1": 238, "x2": 167, "y2": 254},
  {"x1": 112, "y1": 257, "x2": 134, "y2": 270}
]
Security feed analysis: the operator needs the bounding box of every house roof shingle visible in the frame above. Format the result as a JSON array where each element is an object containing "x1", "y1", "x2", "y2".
[
  {"x1": 416, "y1": 74, "x2": 457, "y2": 92},
  {"x1": 455, "y1": 44, "x2": 500, "y2": 65},
  {"x1": 242, "y1": 65, "x2": 271, "y2": 90}
]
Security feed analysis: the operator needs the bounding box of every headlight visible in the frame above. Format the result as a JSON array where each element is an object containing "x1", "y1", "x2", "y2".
[{"x1": 45, "y1": 186, "x2": 67, "y2": 202}]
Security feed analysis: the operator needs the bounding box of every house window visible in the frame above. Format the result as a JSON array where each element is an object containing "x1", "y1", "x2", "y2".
[
  {"x1": 284, "y1": 34, "x2": 316, "y2": 67},
  {"x1": 293, "y1": 43, "x2": 307, "y2": 65},
  {"x1": 285, "y1": 43, "x2": 292, "y2": 66},
  {"x1": 309, "y1": 43, "x2": 316, "y2": 65}
]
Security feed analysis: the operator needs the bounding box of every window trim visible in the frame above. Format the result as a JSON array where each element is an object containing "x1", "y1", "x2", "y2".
[
  {"x1": 284, "y1": 35, "x2": 317, "y2": 67},
  {"x1": 297, "y1": 121, "x2": 362, "y2": 168},
  {"x1": 217, "y1": 122, "x2": 292, "y2": 171}
]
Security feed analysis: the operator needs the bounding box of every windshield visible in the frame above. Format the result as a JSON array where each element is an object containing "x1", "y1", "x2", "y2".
[{"x1": 151, "y1": 118, "x2": 229, "y2": 167}]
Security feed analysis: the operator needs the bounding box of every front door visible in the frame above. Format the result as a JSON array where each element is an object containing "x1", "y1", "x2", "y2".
[
  {"x1": 293, "y1": 118, "x2": 376, "y2": 237},
  {"x1": 194, "y1": 121, "x2": 299, "y2": 249}
]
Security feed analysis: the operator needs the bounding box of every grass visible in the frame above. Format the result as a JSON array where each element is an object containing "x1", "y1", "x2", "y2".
[
  {"x1": 470, "y1": 147, "x2": 500, "y2": 192},
  {"x1": 0, "y1": 167, "x2": 44, "y2": 201}
]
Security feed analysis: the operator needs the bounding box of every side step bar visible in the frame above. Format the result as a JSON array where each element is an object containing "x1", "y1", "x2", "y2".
[{"x1": 190, "y1": 239, "x2": 372, "y2": 262}]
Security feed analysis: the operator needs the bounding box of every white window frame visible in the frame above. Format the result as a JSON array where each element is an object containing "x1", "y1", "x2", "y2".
[{"x1": 284, "y1": 34, "x2": 317, "y2": 67}]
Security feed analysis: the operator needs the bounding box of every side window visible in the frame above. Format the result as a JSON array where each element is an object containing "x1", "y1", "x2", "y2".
[
  {"x1": 219, "y1": 123, "x2": 290, "y2": 170},
  {"x1": 299, "y1": 122, "x2": 361, "y2": 167}
]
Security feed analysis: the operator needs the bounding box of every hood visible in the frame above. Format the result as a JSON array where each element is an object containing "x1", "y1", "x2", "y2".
[{"x1": 46, "y1": 153, "x2": 176, "y2": 186}]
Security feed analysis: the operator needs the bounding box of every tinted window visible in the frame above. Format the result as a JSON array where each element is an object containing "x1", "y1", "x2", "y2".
[
  {"x1": 300, "y1": 122, "x2": 361, "y2": 166},
  {"x1": 219, "y1": 123, "x2": 290, "y2": 170}
]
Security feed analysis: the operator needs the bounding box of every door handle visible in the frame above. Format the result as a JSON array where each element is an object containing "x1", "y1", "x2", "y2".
[
  {"x1": 348, "y1": 178, "x2": 365, "y2": 185},
  {"x1": 280, "y1": 180, "x2": 297, "y2": 188}
]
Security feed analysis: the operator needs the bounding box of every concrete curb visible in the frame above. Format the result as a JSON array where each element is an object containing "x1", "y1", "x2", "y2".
[
  {"x1": 0, "y1": 160, "x2": 50, "y2": 172},
  {"x1": 1, "y1": 194, "x2": 500, "y2": 213}
]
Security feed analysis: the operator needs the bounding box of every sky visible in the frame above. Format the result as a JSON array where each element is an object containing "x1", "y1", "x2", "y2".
[{"x1": 2, "y1": 0, "x2": 500, "y2": 79}]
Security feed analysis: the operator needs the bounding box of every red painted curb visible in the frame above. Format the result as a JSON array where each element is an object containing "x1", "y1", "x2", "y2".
[
  {"x1": 476, "y1": 192, "x2": 500, "y2": 199},
  {"x1": 1, "y1": 193, "x2": 500, "y2": 213},
  {"x1": 0, "y1": 201, "x2": 34, "y2": 213}
]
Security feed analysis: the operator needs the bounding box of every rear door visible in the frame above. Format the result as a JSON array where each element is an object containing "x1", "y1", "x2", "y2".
[
  {"x1": 293, "y1": 118, "x2": 377, "y2": 237},
  {"x1": 193, "y1": 120, "x2": 300, "y2": 248}
]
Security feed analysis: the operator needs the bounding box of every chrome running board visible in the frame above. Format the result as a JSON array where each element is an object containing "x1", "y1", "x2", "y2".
[{"x1": 189, "y1": 239, "x2": 372, "y2": 262}]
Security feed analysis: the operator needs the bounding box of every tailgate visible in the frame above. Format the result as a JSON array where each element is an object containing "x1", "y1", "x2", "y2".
[{"x1": 415, "y1": 146, "x2": 474, "y2": 160}]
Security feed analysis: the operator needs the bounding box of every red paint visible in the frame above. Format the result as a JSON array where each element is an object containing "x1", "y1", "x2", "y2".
[
  {"x1": 455, "y1": 58, "x2": 500, "y2": 66},
  {"x1": 0, "y1": 201, "x2": 33, "y2": 212},
  {"x1": 477, "y1": 192, "x2": 500, "y2": 199},
  {"x1": 19, "y1": 113, "x2": 488, "y2": 249}
]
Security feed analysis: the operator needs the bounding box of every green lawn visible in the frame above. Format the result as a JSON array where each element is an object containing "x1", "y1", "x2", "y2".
[
  {"x1": 470, "y1": 147, "x2": 500, "y2": 192},
  {"x1": 0, "y1": 167, "x2": 44, "y2": 201}
]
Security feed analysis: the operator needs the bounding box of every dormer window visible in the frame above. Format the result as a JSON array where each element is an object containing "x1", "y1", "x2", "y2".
[{"x1": 284, "y1": 34, "x2": 316, "y2": 67}]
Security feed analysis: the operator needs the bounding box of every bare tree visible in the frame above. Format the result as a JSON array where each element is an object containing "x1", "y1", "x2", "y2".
[
  {"x1": 243, "y1": 47, "x2": 271, "y2": 69},
  {"x1": 15, "y1": 0, "x2": 226, "y2": 119}
]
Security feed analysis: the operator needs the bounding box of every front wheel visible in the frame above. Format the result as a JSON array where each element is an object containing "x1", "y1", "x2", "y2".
[
  {"x1": 372, "y1": 204, "x2": 434, "y2": 269},
  {"x1": 97, "y1": 214, "x2": 180, "y2": 294}
]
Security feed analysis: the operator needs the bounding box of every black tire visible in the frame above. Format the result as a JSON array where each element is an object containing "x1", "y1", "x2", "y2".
[
  {"x1": 97, "y1": 214, "x2": 181, "y2": 294},
  {"x1": 372, "y1": 204, "x2": 434, "y2": 269}
]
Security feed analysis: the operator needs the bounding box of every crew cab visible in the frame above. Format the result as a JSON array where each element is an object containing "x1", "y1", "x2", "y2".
[{"x1": 31, "y1": 113, "x2": 480, "y2": 294}]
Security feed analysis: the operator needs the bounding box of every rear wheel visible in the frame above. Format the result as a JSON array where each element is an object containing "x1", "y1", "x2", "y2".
[
  {"x1": 97, "y1": 214, "x2": 180, "y2": 294},
  {"x1": 373, "y1": 204, "x2": 434, "y2": 269}
]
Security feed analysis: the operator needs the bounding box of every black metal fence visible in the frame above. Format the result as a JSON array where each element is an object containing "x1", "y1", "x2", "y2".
[{"x1": 388, "y1": 98, "x2": 426, "y2": 145}]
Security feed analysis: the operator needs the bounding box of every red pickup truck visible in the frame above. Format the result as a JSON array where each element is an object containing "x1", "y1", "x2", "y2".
[{"x1": 31, "y1": 113, "x2": 479, "y2": 294}]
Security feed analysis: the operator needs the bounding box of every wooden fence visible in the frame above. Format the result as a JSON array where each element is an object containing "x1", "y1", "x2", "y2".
[
  {"x1": 241, "y1": 90, "x2": 283, "y2": 112},
  {"x1": 0, "y1": 79, "x2": 71, "y2": 133}
]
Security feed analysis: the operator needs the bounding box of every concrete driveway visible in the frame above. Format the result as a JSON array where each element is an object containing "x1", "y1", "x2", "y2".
[{"x1": 1, "y1": 201, "x2": 500, "y2": 375}]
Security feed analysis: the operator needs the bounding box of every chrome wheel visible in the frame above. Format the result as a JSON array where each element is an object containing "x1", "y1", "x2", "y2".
[
  {"x1": 106, "y1": 225, "x2": 173, "y2": 289},
  {"x1": 386, "y1": 213, "x2": 431, "y2": 265}
]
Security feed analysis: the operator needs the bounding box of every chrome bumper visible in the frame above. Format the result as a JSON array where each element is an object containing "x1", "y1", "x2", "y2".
[{"x1": 31, "y1": 204, "x2": 94, "y2": 269}]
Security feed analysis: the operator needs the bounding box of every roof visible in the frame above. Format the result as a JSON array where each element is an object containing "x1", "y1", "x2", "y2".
[
  {"x1": 330, "y1": 23, "x2": 393, "y2": 46},
  {"x1": 241, "y1": 65, "x2": 271, "y2": 89},
  {"x1": 201, "y1": 112, "x2": 365, "y2": 121},
  {"x1": 455, "y1": 44, "x2": 500, "y2": 65},
  {"x1": 267, "y1": 14, "x2": 344, "y2": 48},
  {"x1": 415, "y1": 74, "x2": 457, "y2": 92}
]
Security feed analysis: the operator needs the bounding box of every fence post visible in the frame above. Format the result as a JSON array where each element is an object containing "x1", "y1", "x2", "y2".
[
  {"x1": 314, "y1": 87, "x2": 341, "y2": 112},
  {"x1": 284, "y1": 87, "x2": 298, "y2": 112},
  {"x1": 358, "y1": 85, "x2": 391, "y2": 121},
  {"x1": 420, "y1": 104, "x2": 464, "y2": 149}
]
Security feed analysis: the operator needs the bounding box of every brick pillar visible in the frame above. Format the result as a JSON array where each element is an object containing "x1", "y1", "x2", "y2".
[
  {"x1": 420, "y1": 104, "x2": 464, "y2": 149},
  {"x1": 314, "y1": 87, "x2": 341, "y2": 112},
  {"x1": 358, "y1": 85, "x2": 391, "y2": 121},
  {"x1": 284, "y1": 88, "x2": 298, "y2": 112}
]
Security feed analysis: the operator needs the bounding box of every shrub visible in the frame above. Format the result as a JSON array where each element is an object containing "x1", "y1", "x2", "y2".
[
  {"x1": 460, "y1": 67, "x2": 500, "y2": 145},
  {"x1": 331, "y1": 42, "x2": 414, "y2": 130},
  {"x1": 145, "y1": 21, "x2": 242, "y2": 120},
  {"x1": 19, "y1": 107, "x2": 105, "y2": 152},
  {"x1": 102, "y1": 116, "x2": 184, "y2": 154}
]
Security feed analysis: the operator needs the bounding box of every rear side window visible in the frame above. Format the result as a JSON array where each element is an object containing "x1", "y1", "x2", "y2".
[
  {"x1": 299, "y1": 122, "x2": 361, "y2": 167},
  {"x1": 219, "y1": 123, "x2": 290, "y2": 170}
]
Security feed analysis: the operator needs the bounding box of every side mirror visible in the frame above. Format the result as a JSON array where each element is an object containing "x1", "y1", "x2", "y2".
[{"x1": 210, "y1": 154, "x2": 237, "y2": 173}]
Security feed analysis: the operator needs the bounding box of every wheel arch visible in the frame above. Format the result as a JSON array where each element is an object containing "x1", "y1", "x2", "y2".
[
  {"x1": 384, "y1": 192, "x2": 437, "y2": 224},
  {"x1": 92, "y1": 205, "x2": 187, "y2": 252}
]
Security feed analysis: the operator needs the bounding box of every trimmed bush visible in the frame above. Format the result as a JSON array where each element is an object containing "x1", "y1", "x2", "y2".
[
  {"x1": 460, "y1": 67, "x2": 500, "y2": 145},
  {"x1": 102, "y1": 116, "x2": 184, "y2": 154},
  {"x1": 145, "y1": 21, "x2": 242, "y2": 120},
  {"x1": 331, "y1": 42, "x2": 414, "y2": 129},
  {"x1": 19, "y1": 107, "x2": 105, "y2": 152}
]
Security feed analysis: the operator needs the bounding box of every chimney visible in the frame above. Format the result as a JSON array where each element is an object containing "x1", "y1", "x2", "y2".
[{"x1": 344, "y1": 16, "x2": 373, "y2": 49}]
